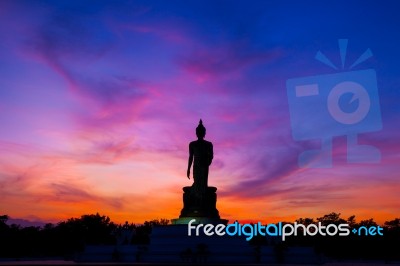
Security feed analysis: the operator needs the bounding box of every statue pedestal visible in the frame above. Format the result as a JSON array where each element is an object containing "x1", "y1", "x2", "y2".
[
  {"x1": 171, "y1": 186, "x2": 227, "y2": 225},
  {"x1": 181, "y1": 186, "x2": 220, "y2": 218}
]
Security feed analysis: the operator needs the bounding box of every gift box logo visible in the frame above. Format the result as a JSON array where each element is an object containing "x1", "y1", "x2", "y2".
[{"x1": 287, "y1": 39, "x2": 382, "y2": 168}]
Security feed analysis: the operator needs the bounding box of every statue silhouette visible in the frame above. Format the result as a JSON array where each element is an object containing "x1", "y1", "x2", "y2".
[
  {"x1": 174, "y1": 119, "x2": 221, "y2": 220},
  {"x1": 187, "y1": 119, "x2": 213, "y2": 200}
]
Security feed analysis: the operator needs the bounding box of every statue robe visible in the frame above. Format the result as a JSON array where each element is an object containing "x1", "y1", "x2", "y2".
[{"x1": 189, "y1": 139, "x2": 213, "y2": 199}]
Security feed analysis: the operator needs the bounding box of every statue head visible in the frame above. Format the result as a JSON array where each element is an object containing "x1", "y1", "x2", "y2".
[{"x1": 196, "y1": 119, "x2": 206, "y2": 139}]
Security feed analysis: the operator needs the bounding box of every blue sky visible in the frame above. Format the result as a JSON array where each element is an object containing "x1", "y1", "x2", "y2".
[{"x1": 0, "y1": 0, "x2": 399, "y2": 224}]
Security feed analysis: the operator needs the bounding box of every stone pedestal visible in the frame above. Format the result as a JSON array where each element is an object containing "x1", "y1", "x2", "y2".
[
  {"x1": 180, "y1": 186, "x2": 220, "y2": 218},
  {"x1": 171, "y1": 186, "x2": 227, "y2": 225}
]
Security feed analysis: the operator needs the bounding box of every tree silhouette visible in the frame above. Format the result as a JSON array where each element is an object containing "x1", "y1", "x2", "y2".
[
  {"x1": 358, "y1": 218, "x2": 378, "y2": 227},
  {"x1": 347, "y1": 215, "x2": 356, "y2": 227},
  {"x1": 295, "y1": 217, "x2": 315, "y2": 225},
  {"x1": 316, "y1": 212, "x2": 346, "y2": 225},
  {"x1": 384, "y1": 218, "x2": 400, "y2": 230},
  {"x1": 0, "y1": 213, "x2": 399, "y2": 262}
]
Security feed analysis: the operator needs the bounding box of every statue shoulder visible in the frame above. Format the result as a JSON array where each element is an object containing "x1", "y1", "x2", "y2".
[
  {"x1": 189, "y1": 141, "x2": 197, "y2": 147},
  {"x1": 205, "y1": 140, "x2": 213, "y2": 147}
]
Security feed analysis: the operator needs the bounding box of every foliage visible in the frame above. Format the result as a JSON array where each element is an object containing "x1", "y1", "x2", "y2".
[
  {"x1": 285, "y1": 213, "x2": 400, "y2": 261},
  {"x1": 0, "y1": 212, "x2": 398, "y2": 261},
  {"x1": 0, "y1": 213, "x2": 169, "y2": 258}
]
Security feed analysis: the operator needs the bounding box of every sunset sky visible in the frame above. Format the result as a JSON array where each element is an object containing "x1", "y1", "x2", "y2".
[{"x1": 0, "y1": 0, "x2": 399, "y2": 225}]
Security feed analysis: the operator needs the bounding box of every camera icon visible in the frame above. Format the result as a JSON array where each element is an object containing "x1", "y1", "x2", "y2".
[{"x1": 286, "y1": 41, "x2": 382, "y2": 168}]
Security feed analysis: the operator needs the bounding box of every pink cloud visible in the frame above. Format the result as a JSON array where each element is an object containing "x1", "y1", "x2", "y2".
[
  {"x1": 176, "y1": 42, "x2": 283, "y2": 82},
  {"x1": 39, "y1": 182, "x2": 124, "y2": 210},
  {"x1": 118, "y1": 22, "x2": 192, "y2": 45}
]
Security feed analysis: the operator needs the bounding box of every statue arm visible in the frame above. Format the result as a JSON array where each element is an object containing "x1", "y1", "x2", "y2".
[
  {"x1": 209, "y1": 142, "x2": 213, "y2": 166},
  {"x1": 187, "y1": 143, "x2": 194, "y2": 179}
]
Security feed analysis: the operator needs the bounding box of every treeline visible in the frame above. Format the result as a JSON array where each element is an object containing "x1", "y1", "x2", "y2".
[
  {"x1": 0, "y1": 212, "x2": 399, "y2": 261},
  {"x1": 0, "y1": 213, "x2": 169, "y2": 259},
  {"x1": 251, "y1": 212, "x2": 400, "y2": 261}
]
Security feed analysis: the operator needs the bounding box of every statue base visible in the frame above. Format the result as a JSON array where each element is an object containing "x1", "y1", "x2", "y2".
[
  {"x1": 179, "y1": 186, "x2": 220, "y2": 219},
  {"x1": 170, "y1": 186, "x2": 226, "y2": 225}
]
